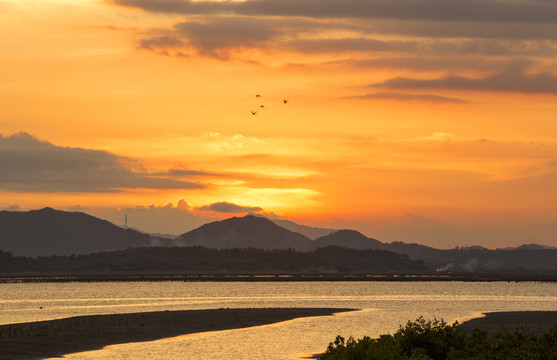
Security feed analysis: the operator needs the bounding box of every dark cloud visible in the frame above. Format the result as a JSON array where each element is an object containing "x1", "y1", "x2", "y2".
[
  {"x1": 288, "y1": 37, "x2": 557, "y2": 57},
  {"x1": 138, "y1": 36, "x2": 189, "y2": 56},
  {"x1": 114, "y1": 0, "x2": 557, "y2": 97},
  {"x1": 165, "y1": 169, "x2": 215, "y2": 176},
  {"x1": 328, "y1": 57, "x2": 502, "y2": 72},
  {"x1": 348, "y1": 92, "x2": 467, "y2": 104},
  {"x1": 88, "y1": 24, "x2": 139, "y2": 32},
  {"x1": 138, "y1": 36, "x2": 189, "y2": 57},
  {"x1": 197, "y1": 201, "x2": 263, "y2": 213},
  {"x1": 149, "y1": 169, "x2": 218, "y2": 177},
  {"x1": 373, "y1": 60, "x2": 557, "y2": 94},
  {"x1": 139, "y1": 36, "x2": 185, "y2": 50},
  {"x1": 363, "y1": 19, "x2": 557, "y2": 40},
  {"x1": 140, "y1": 19, "x2": 557, "y2": 59},
  {"x1": 427, "y1": 39, "x2": 557, "y2": 57},
  {"x1": 173, "y1": 18, "x2": 278, "y2": 58},
  {"x1": 287, "y1": 38, "x2": 418, "y2": 54},
  {"x1": 126, "y1": 2, "x2": 557, "y2": 60},
  {"x1": 111, "y1": 0, "x2": 557, "y2": 74},
  {"x1": 111, "y1": 0, "x2": 557, "y2": 24},
  {"x1": 138, "y1": 17, "x2": 333, "y2": 58},
  {"x1": 0, "y1": 132, "x2": 204, "y2": 193}
]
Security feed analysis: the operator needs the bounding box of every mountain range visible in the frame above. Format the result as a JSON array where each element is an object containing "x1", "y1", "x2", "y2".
[
  {"x1": 0, "y1": 208, "x2": 166, "y2": 257},
  {"x1": 1, "y1": 208, "x2": 556, "y2": 273}
]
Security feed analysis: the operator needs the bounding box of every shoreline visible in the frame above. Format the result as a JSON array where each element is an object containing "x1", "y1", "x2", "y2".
[
  {"x1": 459, "y1": 311, "x2": 557, "y2": 335},
  {"x1": 0, "y1": 308, "x2": 356, "y2": 360}
]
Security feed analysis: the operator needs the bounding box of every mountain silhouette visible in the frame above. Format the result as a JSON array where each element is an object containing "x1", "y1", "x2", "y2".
[
  {"x1": 2, "y1": 208, "x2": 556, "y2": 274},
  {"x1": 171, "y1": 216, "x2": 447, "y2": 265},
  {"x1": 512, "y1": 243, "x2": 557, "y2": 251},
  {"x1": 312, "y1": 229, "x2": 383, "y2": 250},
  {"x1": 173, "y1": 215, "x2": 314, "y2": 251},
  {"x1": 172, "y1": 215, "x2": 449, "y2": 260},
  {"x1": 0, "y1": 207, "x2": 159, "y2": 257}
]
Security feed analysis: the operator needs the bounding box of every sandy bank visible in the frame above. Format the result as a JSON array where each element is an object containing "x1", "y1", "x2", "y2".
[
  {"x1": 460, "y1": 311, "x2": 557, "y2": 335},
  {"x1": 0, "y1": 307, "x2": 355, "y2": 360}
]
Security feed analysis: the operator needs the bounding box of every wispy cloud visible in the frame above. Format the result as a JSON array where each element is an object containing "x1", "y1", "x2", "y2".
[
  {"x1": 136, "y1": 16, "x2": 333, "y2": 58},
  {"x1": 347, "y1": 92, "x2": 467, "y2": 104},
  {"x1": 197, "y1": 201, "x2": 263, "y2": 213},
  {"x1": 139, "y1": 36, "x2": 187, "y2": 56},
  {"x1": 373, "y1": 59, "x2": 557, "y2": 94},
  {"x1": 157, "y1": 169, "x2": 218, "y2": 177},
  {"x1": 171, "y1": 17, "x2": 279, "y2": 58},
  {"x1": 326, "y1": 57, "x2": 503, "y2": 72},
  {"x1": 363, "y1": 19, "x2": 557, "y2": 40}
]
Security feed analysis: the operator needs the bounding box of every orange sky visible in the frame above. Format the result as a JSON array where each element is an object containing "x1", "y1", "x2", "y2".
[{"x1": 1, "y1": 0, "x2": 557, "y2": 248}]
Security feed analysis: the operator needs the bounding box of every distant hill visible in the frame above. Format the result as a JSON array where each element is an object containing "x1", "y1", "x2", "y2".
[
  {"x1": 430, "y1": 248, "x2": 557, "y2": 273},
  {"x1": 173, "y1": 215, "x2": 314, "y2": 251},
  {"x1": 462, "y1": 245, "x2": 489, "y2": 251},
  {"x1": 254, "y1": 217, "x2": 444, "y2": 259},
  {"x1": 0, "y1": 208, "x2": 161, "y2": 257},
  {"x1": 312, "y1": 230, "x2": 383, "y2": 250},
  {"x1": 512, "y1": 243, "x2": 557, "y2": 251},
  {"x1": 308, "y1": 231, "x2": 557, "y2": 273},
  {"x1": 310, "y1": 229, "x2": 444, "y2": 263}
]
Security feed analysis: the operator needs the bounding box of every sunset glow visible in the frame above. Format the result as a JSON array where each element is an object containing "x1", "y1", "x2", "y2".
[{"x1": 2, "y1": 0, "x2": 557, "y2": 247}]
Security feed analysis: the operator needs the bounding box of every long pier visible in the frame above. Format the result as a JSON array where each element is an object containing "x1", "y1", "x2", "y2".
[{"x1": 2, "y1": 273, "x2": 557, "y2": 283}]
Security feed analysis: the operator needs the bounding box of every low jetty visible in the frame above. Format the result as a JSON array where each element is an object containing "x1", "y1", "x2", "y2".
[
  {"x1": 0, "y1": 308, "x2": 354, "y2": 360},
  {"x1": 2, "y1": 273, "x2": 557, "y2": 283}
]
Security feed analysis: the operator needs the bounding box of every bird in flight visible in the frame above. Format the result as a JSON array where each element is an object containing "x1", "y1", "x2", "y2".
[
  {"x1": 255, "y1": 94, "x2": 261, "y2": 98},
  {"x1": 283, "y1": 99, "x2": 288, "y2": 104},
  {"x1": 260, "y1": 105, "x2": 265, "y2": 108},
  {"x1": 250, "y1": 111, "x2": 257, "y2": 115}
]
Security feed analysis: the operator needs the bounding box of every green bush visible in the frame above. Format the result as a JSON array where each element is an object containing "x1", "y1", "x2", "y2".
[{"x1": 320, "y1": 317, "x2": 557, "y2": 360}]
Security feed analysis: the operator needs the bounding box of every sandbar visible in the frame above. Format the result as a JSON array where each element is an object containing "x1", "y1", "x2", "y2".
[
  {"x1": 459, "y1": 311, "x2": 557, "y2": 335},
  {"x1": 0, "y1": 307, "x2": 355, "y2": 360}
]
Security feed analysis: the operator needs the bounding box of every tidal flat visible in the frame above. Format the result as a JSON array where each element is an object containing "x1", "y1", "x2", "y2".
[{"x1": 0, "y1": 308, "x2": 355, "y2": 360}]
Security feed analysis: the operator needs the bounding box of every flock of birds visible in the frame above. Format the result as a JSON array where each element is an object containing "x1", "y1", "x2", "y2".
[{"x1": 250, "y1": 94, "x2": 288, "y2": 115}]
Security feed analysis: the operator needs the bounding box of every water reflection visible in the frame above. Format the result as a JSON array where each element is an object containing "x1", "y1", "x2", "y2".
[{"x1": 1, "y1": 281, "x2": 556, "y2": 359}]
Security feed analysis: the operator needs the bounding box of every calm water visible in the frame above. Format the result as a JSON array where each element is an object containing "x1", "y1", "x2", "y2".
[{"x1": 1, "y1": 281, "x2": 557, "y2": 359}]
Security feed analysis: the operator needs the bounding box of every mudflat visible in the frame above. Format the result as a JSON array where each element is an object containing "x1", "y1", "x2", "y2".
[
  {"x1": 0, "y1": 307, "x2": 355, "y2": 360},
  {"x1": 460, "y1": 311, "x2": 557, "y2": 335}
]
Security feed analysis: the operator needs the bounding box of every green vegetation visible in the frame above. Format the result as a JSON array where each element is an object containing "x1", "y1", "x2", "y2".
[{"x1": 320, "y1": 317, "x2": 557, "y2": 360}]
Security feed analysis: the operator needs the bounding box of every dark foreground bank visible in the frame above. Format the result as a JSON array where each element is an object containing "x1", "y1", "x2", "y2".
[{"x1": 0, "y1": 308, "x2": 355, "y2": 360}]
